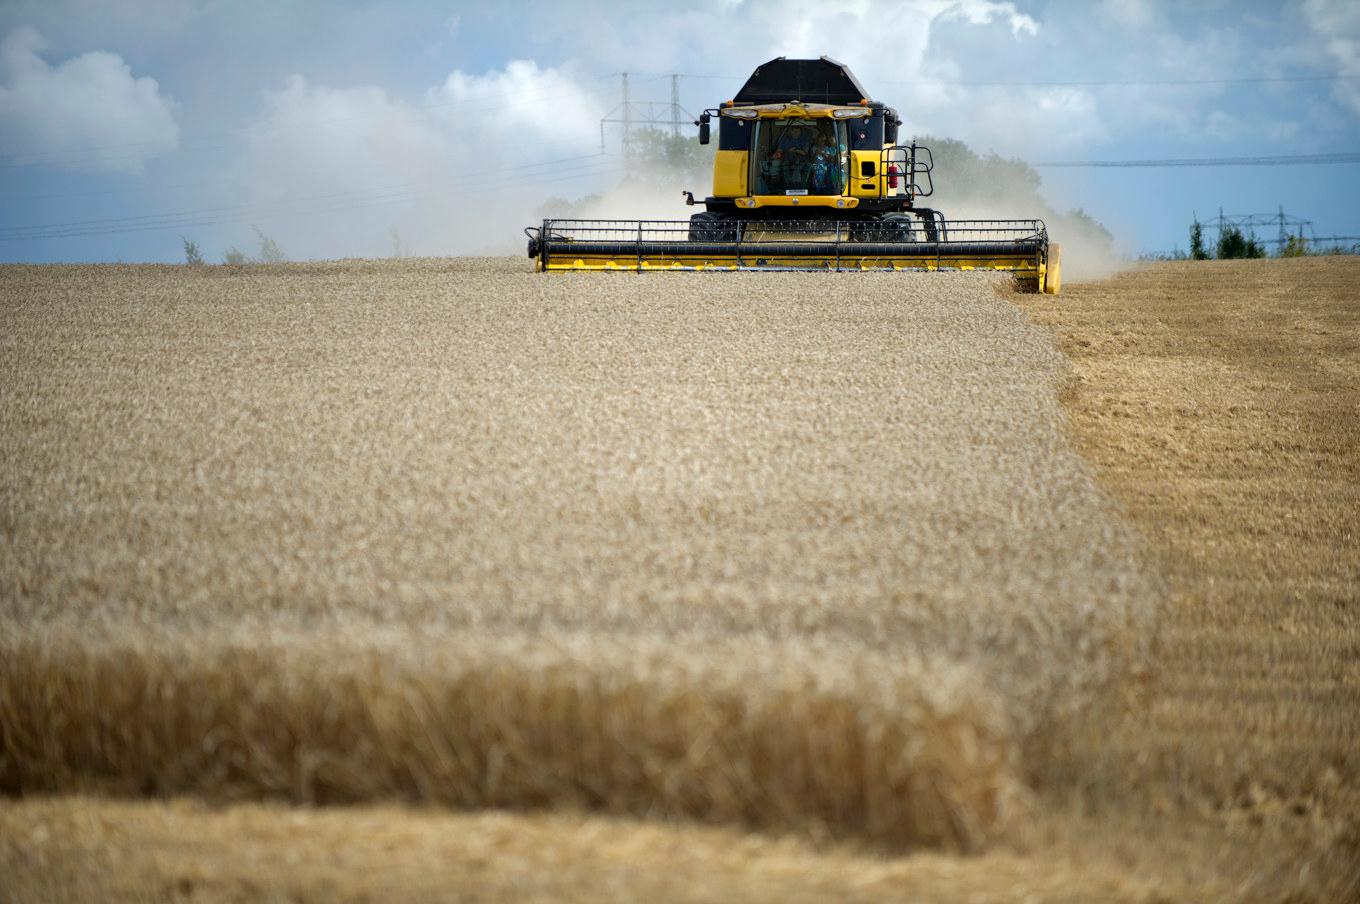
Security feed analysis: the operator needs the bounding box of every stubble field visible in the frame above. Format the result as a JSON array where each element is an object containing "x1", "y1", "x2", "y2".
[{"x1": 1, "y1": 256, "x2": 1355, "y2": 900}]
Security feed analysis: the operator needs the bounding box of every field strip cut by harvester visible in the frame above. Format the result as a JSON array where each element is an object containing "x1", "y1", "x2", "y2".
[{"x1": 526, "y1": 56, "x2": 1060, "y2": 293}]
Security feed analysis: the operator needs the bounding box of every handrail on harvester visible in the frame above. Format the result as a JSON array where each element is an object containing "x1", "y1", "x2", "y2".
[{"x1": 526, "y1": 218, "x2": 1046, "y2": 254}]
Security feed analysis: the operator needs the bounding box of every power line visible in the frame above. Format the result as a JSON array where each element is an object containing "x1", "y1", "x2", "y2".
[
  {"x1": 1035, "y1": 152, "x2": 1360, "y2": 168},
  {"x1": 1249, "y1": 235, "x2": 1360, "y2": 245},
  {"x1": 599, "y1": 72, "x2": 696, "y2": 160},
  {"x1": 630, "y1": 71, "x2": 1360, "y2": 89},
  {"x1": 0, "y1": 153, "x2": 620, "y2": 241},
  {"x1": 884, "y1": 74, "x2": 1360, "y2": 88},
  {"x1": 0, "y1": 162, "x2": 619, "y2": 240},
  {"x1": 24, "y1": 67, "x2": 1351, "y2": 169},
  {"x1": 0, "y1": 76, "x2": 621, "y2": 170},
  {"x1": 0, "y1": 164, "x2": 621, "y2": 241},
  {"x1": 7, "y1": 67, "x2": 1355, "y2": 171},
  {"x1": 1144, "y1": 235, "x2": 1360, "y2": 256},
  {"x1": 2, "y1": 152, "x2": 612, "y2": 234},
  {"x1": 1, "y1": 144, "x2": 600, "y2": 204}
]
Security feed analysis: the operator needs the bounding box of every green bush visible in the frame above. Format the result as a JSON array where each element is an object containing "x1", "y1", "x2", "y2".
[
  {"x1": 628, "y1": 127, "x2": 714, "y2": 183},
  {"x1": 254, "y1": 227, "x2": 286, "y2": 264},
  {"x1": 1190, "y1": 221, "x2": 1208, "y2": 260},
  {"x1": 1140, "y1": 249, "x2": 1190, "y2": 262},
  {"x1": 1216, "y1": 225, "x2": 1265, "y2": 259},
  {"x1": 1280, "y1": 235, "x2": 1308, "y2": 258}
]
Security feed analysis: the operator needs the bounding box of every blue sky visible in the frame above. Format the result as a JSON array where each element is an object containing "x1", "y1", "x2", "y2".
[{"x1": 1, "y1": 0, "x2": 1357, "y2": 262}]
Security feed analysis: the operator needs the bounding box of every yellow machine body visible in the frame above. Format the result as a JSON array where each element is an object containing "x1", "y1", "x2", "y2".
[
  {"x1": 712, "y1": 150, "x2": 748, "y2": 197},
  {"x1": 526, "y1": 57, "x2": 1060, "y2": 293}
]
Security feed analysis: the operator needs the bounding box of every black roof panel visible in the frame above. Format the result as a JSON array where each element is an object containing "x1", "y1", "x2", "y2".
[{"x1": 733, "y1": 56, "x2": 872, "y2": 105}]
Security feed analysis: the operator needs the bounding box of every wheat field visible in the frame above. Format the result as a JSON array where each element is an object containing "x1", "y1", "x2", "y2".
[
  {"x1": 1, "y1": 257, "x2": 1354, "y2": 900},
  {"x1": 0, "y1": 261, "x2": 1155, "y2": 838}
]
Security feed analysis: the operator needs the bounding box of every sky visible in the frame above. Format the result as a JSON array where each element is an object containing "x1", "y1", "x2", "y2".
[{"x1": 1, "y1": 0, "x2": 1358, "y2": 263}]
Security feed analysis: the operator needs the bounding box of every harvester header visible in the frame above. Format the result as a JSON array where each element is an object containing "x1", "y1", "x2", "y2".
[{"x1": 525, "y1": 56, "x2": 1060, "y2": 293}]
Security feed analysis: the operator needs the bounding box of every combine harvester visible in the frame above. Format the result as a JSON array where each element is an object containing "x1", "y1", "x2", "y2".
[{"x1": 526, "y1": 57, "x2": 1060, "y2": 293}]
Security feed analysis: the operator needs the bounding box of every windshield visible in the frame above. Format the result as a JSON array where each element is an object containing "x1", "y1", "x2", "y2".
[{"x1": 751, "y1": 118, "x2": 847, "y2": 196}]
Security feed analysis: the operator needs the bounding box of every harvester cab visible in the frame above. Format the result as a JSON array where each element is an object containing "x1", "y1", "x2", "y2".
[
  {"x1": 525, "y1": 56, "x2": 1060, "y2": 294},
  {"x1": 693, "y1": 57, "x2": 936, "y2": 236}
]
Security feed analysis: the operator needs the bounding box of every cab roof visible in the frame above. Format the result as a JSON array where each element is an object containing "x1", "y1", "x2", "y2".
[{"x1": 732, "y1": 56, "x2": 872, "y2": 106}]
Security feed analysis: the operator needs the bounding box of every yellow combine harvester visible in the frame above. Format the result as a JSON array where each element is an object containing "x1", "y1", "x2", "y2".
[{"x1": 526, "y1": 56, "x2": 1060, "y2": 293}]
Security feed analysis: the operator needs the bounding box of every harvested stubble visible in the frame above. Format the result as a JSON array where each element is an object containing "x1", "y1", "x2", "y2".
[{"x1": 0, "y1": 259, "x2": 1158, "y2": 851}]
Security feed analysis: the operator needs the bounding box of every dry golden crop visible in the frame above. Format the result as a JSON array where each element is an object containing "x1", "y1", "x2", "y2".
[
  {"x1": 5, "y1": 257, "x2": 1354, "y2": 902},
  {"x1": 0, "y1": 259, "x2": 1157, "y2": 858}
]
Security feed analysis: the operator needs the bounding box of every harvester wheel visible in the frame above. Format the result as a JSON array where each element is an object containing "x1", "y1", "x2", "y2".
[
  {"x1": 688, "y1": 212, "x2": 742, "y2": 242},
  {"x1": 850, "y1": 214, "x2": 914, "y2": 243}
]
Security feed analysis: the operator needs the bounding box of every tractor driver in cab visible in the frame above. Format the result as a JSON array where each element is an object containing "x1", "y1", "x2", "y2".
[
  {"x1": 776, "y1": 124, "x2": 813, "y2": 161},
  {"x1": 775, "y1": 124, "x2": 813, "y2": 191}
]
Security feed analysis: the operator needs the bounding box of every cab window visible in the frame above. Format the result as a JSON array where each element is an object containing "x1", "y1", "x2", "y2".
[{"x1": 751, "y1": 119, "x2": 847, "y2": 196}]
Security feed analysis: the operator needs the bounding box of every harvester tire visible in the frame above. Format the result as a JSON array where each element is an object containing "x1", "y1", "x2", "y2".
[
  {"x1": 882, "y1": 213, "x2": 916, "y2": 242},
  {"x1": 689, "y1": 212, "x2": 742, "y2": 242},
  {"x1": 850, "y1": 214, "x2": 915, "y2": 243}
]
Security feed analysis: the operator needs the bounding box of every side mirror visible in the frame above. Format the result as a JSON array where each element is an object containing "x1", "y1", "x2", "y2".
[{"x1": 698, "y1": 112, "x2": 711, "y2": 145}]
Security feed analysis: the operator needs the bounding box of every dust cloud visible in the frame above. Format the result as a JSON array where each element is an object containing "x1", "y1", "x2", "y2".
[{"x1": 527, "y1": 139, "x2": 1130, "y2": 282}]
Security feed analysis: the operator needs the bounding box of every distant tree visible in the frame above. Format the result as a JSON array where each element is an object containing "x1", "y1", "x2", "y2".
[
  {"x1": 182, "y1": 238, "x2": 204, "y2": 266},
  {"x1": 918, "y1": 136, "x2": 1043, "y2": 204},
  {"x1": 253, "y1": 227, "x2": 286, "y2": 263},
  {"x1": 1062, "y1": 207, "x2": 1114, "y2": 243},
  {"x1": 1216, "y1": 225, "x2": 1245, "y2": 259},
  {"x1": 915, "y1": 136, "x2": 1113, "y2": 246},
  {"x1": 391, "y1": 228, "x2": 405, "y2": 259},
  {"x1": 1140, "y1": 248, "x2": 1189, "y2": 262},
  {"x1": 919, "y1": 136, "x2": 1044, "y2": 210},
  {"x1": 1217, "y1": 225, "x2": 1265, "y2": 259},
  {"x1": 224, "y1": 247, "x2": 251, "y2": 265},
  {"x1": 628, "y1": 127, "x2": 714, "y2": 184},
  {"x1": 536, "y1": 193, "x2": 605, "y2": 218},
  {"x1": 1189, "y1": 220, "x2": 1208, "y2": 260},
  {"x1": 1280, "y1": 235, "x2": 1308, "y2": 258}
]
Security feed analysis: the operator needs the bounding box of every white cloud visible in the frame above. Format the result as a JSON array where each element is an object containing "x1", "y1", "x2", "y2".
[
  {"x1": 215, "y1": 3, "x2": 1057, "y2": 258},
  {"x1": 105, "y1": 0, "x2": 1351, "y2": 261},
  {"x1": 426, "y1": 59, "x2": 603, "y2": 152},
  {"x1": 939, "y1": 0, "x2": 1038, "y2": 37},
  {"x1": 1303, "y1": 0, "x2": 1360, "y2": 115},
  {"x1": 0, "y1": 26, "x2": 179, "y2": 172},
  {"x1": 230, "y1": 61, "x2": 610, "y2": 259},
  {"x1": 1204, "y1": 109, "x2": 1243, "y2": 141},
  {"x1": 242, "y1": 76, "x2": 447, "y2": 206},
  {"x1": 904, "y1": 83, "x2": 1106, "y2": 156},
  {"x1": 507, "y1": 0, "x2": 1047, "y2": 153},
  {"x1": 1098, "y1": 0, "x2": 1158, "y2": 29}
]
